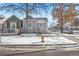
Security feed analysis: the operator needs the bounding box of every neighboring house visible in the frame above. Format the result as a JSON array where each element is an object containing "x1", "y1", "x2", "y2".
[
  {"x1": 48, "y1": 24, "x2": 60, "y2": 33},
  {"x1": 72, "y1": 18, "x2": 79, "y2": 34},
  {"x1": 75, "y1": 18, "x2": 79, "y2": 30},
  {"x1": 35, "y1": 18, "x2": 48, "y2": 33},
  {"x1": 23, "y1": 16, "x2": 48, "y2": 33},
  {"x1": 0, "y1": 17, "x2": 4, "y2": 32},
  {"x1": 4, "y1": 15, "x2": 22, "y2": 33}
]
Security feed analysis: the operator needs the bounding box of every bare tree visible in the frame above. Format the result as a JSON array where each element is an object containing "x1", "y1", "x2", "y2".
[{"x1": 52, "y1": 3, "x2": 65, "y2": 33}]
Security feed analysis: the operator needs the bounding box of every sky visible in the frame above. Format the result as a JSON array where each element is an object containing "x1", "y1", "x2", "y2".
[
  {"x1": 0, "y1": 3, "x2": 57, "y2": 26},
  {"x1": 0, "y1": 9, "x2": 56, "y2": 26},
  {"x1": 0, "y1": 3, "x2": 79, "y2": 27}
]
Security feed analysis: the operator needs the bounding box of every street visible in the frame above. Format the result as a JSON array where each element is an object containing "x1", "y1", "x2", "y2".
[{"x1": 8, "y1": 48, "x2": 79, "y2": 56}]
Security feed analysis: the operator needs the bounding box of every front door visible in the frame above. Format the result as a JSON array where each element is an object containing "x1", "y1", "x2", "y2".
[{"x1": 10, "y1": 22, "x2": 17, "y2": 31}]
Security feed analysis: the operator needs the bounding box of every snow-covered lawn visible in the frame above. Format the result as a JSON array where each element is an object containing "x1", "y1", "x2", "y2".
[
  {"x1": 0, "y1": 36, "x2": 77, "y2": 45},
  {"x1": 60, "y1": 34, "x2": 79, "y2": 36},
  {"x1": 74, "y1": 37, "x2": 79, "y2": 39}
]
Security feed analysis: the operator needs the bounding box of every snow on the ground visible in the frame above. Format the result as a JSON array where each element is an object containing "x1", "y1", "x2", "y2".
[
  {"x1": 60, "y1": 34, "x2": 79, "y2": 36},
  {"x1": 74, "y1": 37, "x2": 79, "y2": 39},
  {"x1": 0, "y1": 36, "x2": 76, "y2": 45}
]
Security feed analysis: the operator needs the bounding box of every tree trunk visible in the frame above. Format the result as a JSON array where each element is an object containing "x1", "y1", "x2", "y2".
[
  {"x1": 60, "y1": 6, "x2": 63, "y2": 33},
  {"x1": 26, "y1": 3, "x2": 29, "y2": 33},
  {"x1": 60, "y1": 19, "x2": 63, "y2": 33}
]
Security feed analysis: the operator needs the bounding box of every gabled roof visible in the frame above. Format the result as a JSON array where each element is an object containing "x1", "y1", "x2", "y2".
[
  {"x1": 6, "y1": 15, "x2": 21, "y2": 21},
  {"x1": 24, "y1": 15, "x2": 35, "y2": 22},
  {"x1": 23, "y1": 15, "x2": 48, "y2": 22},
  {"x1": 24, "y1": 15, "x2": 33, "y2": 20},
  {"x1": 28, "y1": 15, "x2": 33, "y2": 19},
  {"x1": 35, "y1": 18, "x2": 48, "y2": 22}
]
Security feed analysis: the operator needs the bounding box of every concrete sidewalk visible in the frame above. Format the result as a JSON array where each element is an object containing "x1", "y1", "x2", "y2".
[
  {"x1": 0, "y1": 45, "x2": 79, "y2": 56},
  {"x1": 0, "y1": 46, "x2": 56, "y2": 56},
  {"x1": 0, "y1": 43, "x2": 79, "y2": 56}
]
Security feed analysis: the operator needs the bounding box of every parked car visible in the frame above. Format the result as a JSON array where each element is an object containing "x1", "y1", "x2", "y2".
[{"x1": 63, "y1": 28, "x2": 73, "y2": 34}]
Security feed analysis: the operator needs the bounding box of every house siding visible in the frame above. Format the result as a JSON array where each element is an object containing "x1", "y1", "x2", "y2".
[
  {"x1": 5, "y1": 15, "x2": 21, "y2": 33},
  {"x1": 23, "y1": 17, "x2": 48, "y2": 33}
]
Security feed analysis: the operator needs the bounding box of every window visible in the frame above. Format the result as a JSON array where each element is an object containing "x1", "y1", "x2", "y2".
[
  {"x1": 37, "y1": 23, "x2": 43, "y2": 28},
  {"x1": 40, "y1": 23, "x2": 42, "y2": 27},
  {"x1": 28, "y1": 23, "x2": 32, "y2": 28},
  {"x1": 44, "y1": 23, "x2": 46, "y2": 28}
]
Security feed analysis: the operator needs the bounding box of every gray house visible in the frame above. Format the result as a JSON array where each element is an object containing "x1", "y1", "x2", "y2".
[
  {"x1": 0, "y1": 17, "x2": 4, "y2": 32},
  {"x1": 4, "y1": 15, "x2": 22, "y2": 33},
  {"x1": 35, "y1": 18, "x2": 48, "y2": 33},
  {"x1": 23, "y1": 16, "x2": 48, "y2": 33}
]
